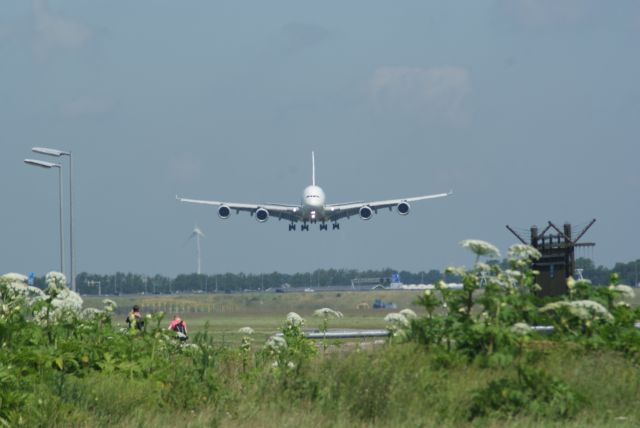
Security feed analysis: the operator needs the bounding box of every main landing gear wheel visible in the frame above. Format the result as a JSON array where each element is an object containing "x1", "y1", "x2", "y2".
[
  {"x1": 301, "y1": 224, "x2": 309, "y2": 231},
  {"x1": 288, "y1": 224, "x2": 296, "y2": 231},
  {"x1": 332, "y1": 223, "x2": 340, "y2": 230},
  {"x1": 320, "y1": 223, "x2": 328, "y2": 231}
]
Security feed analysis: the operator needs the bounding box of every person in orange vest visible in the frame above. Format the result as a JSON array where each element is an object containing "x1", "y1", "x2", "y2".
[{"x1": 126, "y1": 305, "x2": 144, "y2": 331}]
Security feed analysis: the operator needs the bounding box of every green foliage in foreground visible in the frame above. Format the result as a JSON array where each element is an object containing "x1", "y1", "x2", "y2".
[{"x1": 2, "y1": 241, "x2": 640, "y2": 427}]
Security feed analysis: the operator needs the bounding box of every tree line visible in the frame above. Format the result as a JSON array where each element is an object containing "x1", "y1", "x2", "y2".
[
  {"x1": 69, "y1": 268, "x2": 447, "y2": 295},
  {"x1": 26, "y1": 258, "x2": 639, "y2": 295}
]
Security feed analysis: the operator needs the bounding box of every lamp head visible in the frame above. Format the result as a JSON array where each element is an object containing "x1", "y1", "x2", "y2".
[
  {"x1": 32, "y1": 147, "x2": 70, "y2": 157},
  {"x1": 24, "y1": 159, "x2": 61, "y2": 169}
]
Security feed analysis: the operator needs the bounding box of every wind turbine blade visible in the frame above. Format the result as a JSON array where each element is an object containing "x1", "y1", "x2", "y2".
[{"x1": 182, "y1": 232, "x2": 197, "y2": 247}]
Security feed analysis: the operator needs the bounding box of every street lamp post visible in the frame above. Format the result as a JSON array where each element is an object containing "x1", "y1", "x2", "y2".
[
  {"x1": 24, "y1": 159, "x2": 65, "y2": 275},
  {"x1": 32, "y1": 147, "x2": 76, "y2": 292},
  {"x1": 87, "y1": 280, "x2": 101, "y2": 296}
]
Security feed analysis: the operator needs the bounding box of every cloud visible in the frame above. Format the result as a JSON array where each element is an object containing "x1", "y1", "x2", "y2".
[
  {"x1": 60, "y1": 96, "x2": 116, "y2": 117},
  {"x1": 368, "y1": 66, "x2": 472, "y2": 127},
  {"x1": 32, "y1": 0, "x2": 93, "y2": 59},
  {"x1": 280, "y1": 22, "x2": 330, "y2": 54},
  {"x1": 497, "y1": 0, "x2": 593, "y2": 26}
]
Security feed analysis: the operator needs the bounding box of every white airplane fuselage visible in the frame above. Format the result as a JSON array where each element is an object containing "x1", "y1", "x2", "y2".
[{"x1": 301, "y1": 185, "x2": 326, "y2": 222}]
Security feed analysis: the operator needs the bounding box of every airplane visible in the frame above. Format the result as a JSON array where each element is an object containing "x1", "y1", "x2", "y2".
[{"x1": 176, "y1": 152, "x2": 452, "y2": 231}]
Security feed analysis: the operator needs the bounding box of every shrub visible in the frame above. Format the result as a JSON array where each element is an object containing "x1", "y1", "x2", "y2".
[{"x1": 469, "y1": 366, "x2": 586, "y2": 420}]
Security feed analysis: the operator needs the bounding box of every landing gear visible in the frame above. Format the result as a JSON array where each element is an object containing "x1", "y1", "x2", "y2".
[
  {"x1": 320, "y1": 223, "x2": 328, "y2": 231},
  {"x1": 332, "y1": 222, "x2": 340, "y2": 230},
  {"x1": 288, "y1": 223, "x2": 296, "y2": 231},
  {"x1": 301, "y1": 223, "x2": 309, "y2": 231}
]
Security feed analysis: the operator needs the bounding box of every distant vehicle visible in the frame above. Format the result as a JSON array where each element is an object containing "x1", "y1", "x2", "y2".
[
  {"x1": 304, "y1": 287, "x2": 315, "y2": 293},
  {"x1": 372, "y1": 299, "x2": 397, "y2": 309},
  {"x1": 275, "y1": 288, "x2": 285, "y2": 293},
  {"x1": 177, "y1": 152, "x2": 451, "y2": 231}
]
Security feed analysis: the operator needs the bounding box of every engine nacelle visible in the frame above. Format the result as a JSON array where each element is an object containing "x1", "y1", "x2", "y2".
[
  {"x1": 397, "y1": 201, "x2": 410, "y2": 215},
  {"x1": 359, "y1": 206, "x2": 373, "y2": 220},
  {"x1": 255, "y1": 207, "x2": 269, "y2": 222},
  {"x1": 218, "y1": 205, "x2": 231, "y2": 219}
]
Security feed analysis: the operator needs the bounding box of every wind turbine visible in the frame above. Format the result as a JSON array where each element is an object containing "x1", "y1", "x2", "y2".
[{"x1": 185, "y1": 225, "x2": 205, "y2": 274}]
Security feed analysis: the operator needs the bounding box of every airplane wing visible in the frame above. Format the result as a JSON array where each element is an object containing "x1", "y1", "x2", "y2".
[
  {"x1": 325, "y1": 191, "x2": 452, "y2": 222},
  {"x1": 176, "y1": 196, "x2": 302, "y2": 222}
]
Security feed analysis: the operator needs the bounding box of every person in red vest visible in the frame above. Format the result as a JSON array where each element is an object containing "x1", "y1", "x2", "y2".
[{"x1": 168, "y1": 315, "x2": 188, "y2": 341}]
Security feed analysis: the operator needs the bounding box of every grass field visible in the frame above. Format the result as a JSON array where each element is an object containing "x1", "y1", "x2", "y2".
[
  {"x1": 6, "y1": 277, "x2": 640, "y2": 426},
  {"x1": 83, "y1": 290, "x2": 421, "y2": 342}
]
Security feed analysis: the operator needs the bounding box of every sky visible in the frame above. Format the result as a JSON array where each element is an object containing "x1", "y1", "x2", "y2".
[{"x1": 1, "y1": 0, "x2": 639, "y2": 278}]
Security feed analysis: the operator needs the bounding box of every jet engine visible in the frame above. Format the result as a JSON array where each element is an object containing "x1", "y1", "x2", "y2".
[
  {"x1": 359, "y1": 206, "x2": 373, "y2": 220},
  {"x1": 397, "y1": 201, "x2": 410, "y2": 215},
  {"x1": 255, "y1": 207, "x2": 270, "y2": 222},
  {"x1": 218, "y1": 205, "x2": 231, "y2": 219}
]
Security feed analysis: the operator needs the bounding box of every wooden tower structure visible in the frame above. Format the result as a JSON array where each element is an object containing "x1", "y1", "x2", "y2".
[{"x1": 506, "y1": 220, "x2": 596, "y2": 297}]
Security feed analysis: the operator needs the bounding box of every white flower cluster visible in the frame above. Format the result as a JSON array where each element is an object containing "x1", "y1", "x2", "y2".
[
  {"x1": 611, "y1": 285, "x2": 635, "y2": 300},
  {"x1": 312, "y1": 307, "x2": 343, "y2": 319},
  {"x1": 566, "y1": 277, "x2": 594, "y2": 292},
  {"x1": 264, "y1": 336, "x2": 287, "y2": 353},
  {"x1": 23, "y1": 271, "x2": 84, "y2": 324},
  {"x1": 238, "y1": 326, "x2": 255, "y2": 335},
  {"x1": 384, "y1": 311, "x2": 412, "y2": 338},
  {"x1": 504, "y1": 269, "x2": 522, "y2": 280},
  {"x1": 102, "y1": 299, "x2": 117, "y2": 313},
  {"x1": 510, "y1": 322, "x2": 532, "y2": 336},
  {"x1": 399, "y1": 308, "x2": 417, "y2": 320},
  {"x1": 45, "y1": 271, "x2": 67, "y2": 295},
  {"x1": 49, "y1": 288, "x2": 84, "y2": 320},
  {"x1": 507, "y1": 244, "x2": 542, "y2": 261},
  {"x1": 81, "y1": 307, "x2": 103, "y2": 320},
  {"x1": 384, "y1": 312, "x2": 410, "y2": 328},
  {"x1": 541, "y1": 300, "x2": 613, "y2": 322},
  {"x1": 499, "y1": 269, "x2": 525, "y2": 290},
  {"x1": 285, "y1": 312, "x2": 304, "y2": 327},
  {"x1": 271, "y1": 360, "x2": 296, "y2": 370},
  {"x1": 475, "y1": 262, "x2": 492, "y2": 272},
  {"x1": 571, "y1": 300, "x2": 614, "y2": 321},
  {"x1": 460, "y1": 239, "x2": 501, "y2": 259},
  {"x1": 182, "y1": 343, "x2": 201, "y2": 352},
  {"x1": 444, "y1": 267, "x2": 466, "y2": 278},
  {"x1": 1, "y1": 273, "x2": 46, "y2": 304},
  {"x1": 2, "y1": 273, "x2": 28, "y2": 283}
]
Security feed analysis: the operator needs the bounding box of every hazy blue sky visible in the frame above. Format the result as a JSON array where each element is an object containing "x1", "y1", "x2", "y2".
[{"x1": 1, "y1": 0, "x2": 639, "y2": 278}]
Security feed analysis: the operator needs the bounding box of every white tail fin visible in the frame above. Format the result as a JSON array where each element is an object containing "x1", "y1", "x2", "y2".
[{"x1": 312, "y1": 151, "x2": 316, "y2": 186}]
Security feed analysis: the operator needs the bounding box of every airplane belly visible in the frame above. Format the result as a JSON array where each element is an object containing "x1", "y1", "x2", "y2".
[{"x1": 302, "y1": 205, "x2": 326, "y2": 222}]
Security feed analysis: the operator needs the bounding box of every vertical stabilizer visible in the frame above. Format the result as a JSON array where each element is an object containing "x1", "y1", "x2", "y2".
[{"x1": 312, "y1": 151, "x2": 316, "y2": 186}]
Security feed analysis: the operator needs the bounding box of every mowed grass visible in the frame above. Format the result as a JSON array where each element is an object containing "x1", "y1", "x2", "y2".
[
  {"x1": 82, "y1": 287, "x2": 640, "y2": 346},
  {"x1": 83, "y1": 290, "x2": 421, "y2": 342}
]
